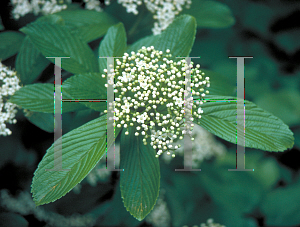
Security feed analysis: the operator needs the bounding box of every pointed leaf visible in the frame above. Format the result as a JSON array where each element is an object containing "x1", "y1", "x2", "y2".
[
  {"x1": 62, "y1": 72, "x2": 107, "y2": 112},
  {"x1": 98, "y1": 23, "x2": 127, "y2": 73},
  {"x1": 120, "y1": 127, "x2": 160, "y2": 221},
  {"x1": 20, "y1": 21, "x2": 98, "y2": 74},
  {"x1": 196, "y1": 95, "x2": 294, "y2": 151},
  {"x1": 0, "y1": 31, "x2": 25, "y2": 60},
  {"x1": 25, "y1": 112, "x2": 54, "y2": 133},
  {"x1": 261, "y1": 176, "x2": 300, "y2": 226},
  {"x1": 127, "y1": 14, "x2": 197, "y2": 58},
  {"x1": 9, "y1": 83, "x2": 86, "y2": 113},
  {"x1": 16, "y1": 37, "x2": 50, "y2": 84},
  {"x1": 55, "y1": 9, "x2": 118, "y2": 43},
  {"x1": 31, "y1": 115, "x2": 109, "y2": 205},
  {"x1": 182, "y1": 0, "x2": 235, "y2": 28}
]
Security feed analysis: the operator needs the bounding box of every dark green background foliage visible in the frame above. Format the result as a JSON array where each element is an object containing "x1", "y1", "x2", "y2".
[{"x1": 0, "y1": 0, "x2": 299, "y2": 226}]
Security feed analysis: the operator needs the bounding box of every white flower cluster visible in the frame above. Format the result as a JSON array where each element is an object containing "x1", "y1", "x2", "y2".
[
  {"x1": 103, "y1": 46, "x2": 210, "y2": 158},
  {"x1": 116, "y1": 0, "x2": 192, "y2": 35},
  {"x1": 146, "y1": 189, "x2": 171, "y2": 227},
  {"x1": 161, "y1": 124, "x2": 226, "y2": 167},
  {"x1": 0, "y1": 62, "x2": 21, "y2": 136},
  {"x1": 182, "y1": 219, "x2": 226, "y2": 227},
  {"x1": 0, "y1": 189, "x2": 95, "y2": 227},
  {"x1": 200, "y1": 219, "x2": 226, "y2": 227},
  {"x1": 83, "y1": 0, "x2": 110, "y2": 12},
  {"x1": 10, "y1": 0, "x2": 69, "y2": 19}
]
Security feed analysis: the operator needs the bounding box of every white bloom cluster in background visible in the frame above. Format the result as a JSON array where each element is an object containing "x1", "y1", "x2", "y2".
[
  {"x1": 72, "y1": 161, "x2": 111, "y2": 193},
  {"x1": 11, "y1": 0, "x2": 191, "y2": 34},
  {"x1": 200, "y1": 219, "x2": 226, "y2": 227},
  {"x1": 117, "y1": 0, "x2": 192, "y2": 35},
  {"x1": 0, "y1": 189, "x2": 95, "y2": 226},
  {"x1": 0, "y1": 62, "x2": 21, "y2": 136},
  {"x1": 182, "y1": 219, "x2": 226, "y2": 227},
  {"x1": 103, "y1": 46, "x2": 210, "y2": 158},
  {"x1": 146, "y1": 189, "x2": 171, "y2": 227},
  {"x1": 84, "y1": 0, "x2": 111, "y2": 12},
  {"x1": 145, "y1": 0, "x2": 192, "y2": 35},
  {"x1": 161, "y1": 124, "x2": 226, "y2": 167},
  {"x1": 10, "y1": 0, "x2": 70, "y2": 19}
]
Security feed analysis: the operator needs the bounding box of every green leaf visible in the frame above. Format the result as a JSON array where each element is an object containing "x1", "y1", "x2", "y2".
[
  {"x1": 0, "y1": 31, "x2": 25, "y2": 60},
  {"x1": 37, "y1": 14, "x2": 65, "y2": 26},
  {"x1": 62, "y1": 73, "x2": 107, "y2": 112},
  {"x1": 31, "y1": 115, "x2": 109, "y2": 206},
  {"x1": 127, "y1": 35, "x2": 156, "y2": 53},
  {"x1": 199, "y1": 158, "x2": 264, "y2": 216},
  {"x1": 261, "y1": 176, "x2": 300, "y2": 226},
  {"x1": 182, "y1": 0, "x2": 235, "y2": 28},
  {"x1": 127, "y1": 15, "x2": 197, "y2": 58},
  {"x1": 25, "y1": 112, "x2": 54, "y2": 133},
  {"x1": 255, "y1": 88, "x2": 300, "y2": 126},
  {"x1": 120, "y1": 127, "x2": 160, "y2": 221},
  {"x1": 0, "y1": 213, "x2": 28, "y2": 227},
  {"x1": 98, "y1": 23, "x2": 127, "y2": 73},
  {"x1": 20, "y1": 21, "x2": 98, "y2": 74},
  {"x1": 9, "y1": 83, "x2": 86, "y2": 113},
  {"x1": 55, "y1": 9, "x2": 118, "y2": 43},
  {"x1": 196, "y1": 95, "x2": 294, "y2": 151},
  {"x1": 16, "y1": 37, "x2": 50, "y2": 84}
]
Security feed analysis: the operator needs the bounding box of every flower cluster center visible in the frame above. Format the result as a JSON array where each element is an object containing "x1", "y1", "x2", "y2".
[{"x1": 103, "y1": 46, "x2": 210, "y2": 157}]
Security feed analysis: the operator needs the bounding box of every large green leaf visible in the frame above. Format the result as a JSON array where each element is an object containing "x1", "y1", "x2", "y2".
[
  {"x1": 9, "y1": 83, "x2": 86, "y2": 113},
  {"x1": 31, "y1": 115, "x2": 110, "y2": 206},
  {"x1": 55, "y1": 9, "x2": 118, "y2": 43},
  {"x1": 16, "y1": 37, "x2": 50, "y2": 84},
  {"x1": 255, "y1": 88, "x2": 300, "y2": 126},
  {"x1": 198, "y1": 157, "x2": 264, "y2": 223},
  {"x1": 0, "y1": 31, "x2": 25, "y2": 60},
  {"x1": 98, "y1": 23, "x2": 127, "y2": 73},
  {"x1": 127, "y1": 15, "x2": 197, "y2": 58},
  {"x1": 182, "y1": 0, "x2": 235, "y2": 28},
  {"x1": 20, "y1": 21, "x2": 98, "y2": 74},
  {"x1": 62, "y1": 73, "x2": 107, "y2": 112},
  {"x1": 25, "y1": 112, "x2": 54, "y2": 133},
  {"x1": 261, "y1": 176, "x2": 300, "y2": 226},
  {"x1": 120, "y1": 127, "x2": 160, "y2": 221},
  {"x1": 196, "y1": 95, "x2": 294, "y2": 151}
]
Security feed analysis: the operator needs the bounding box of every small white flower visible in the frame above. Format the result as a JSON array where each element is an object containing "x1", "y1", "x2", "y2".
[
  {"x1": 11, "y1": 0, "x2": 68, "y2": 19},
  {"x1": 0, "y1": 62, "x2": 21, "y2": 136},
  {"x1": 105, "y1": 47, "x2": 209, "y2": 157}
]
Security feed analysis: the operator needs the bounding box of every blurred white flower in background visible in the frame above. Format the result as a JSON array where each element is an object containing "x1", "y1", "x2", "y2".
[
  {"x1": 0, "y1": 62, "x2": 21, "y2": 136},
  {"x1": 11, "y1": 0, "x2": 191, "y2": 35},
  {"x1": 117, "y1": 0, "x2": 192, "y2": 35},
  {"x1": 0, "y1": 189, "x2": 95, "y2": 226},
  {"x1": 84, "y1": 0, "x2": 111, "y2": 12},
  {"x1": 10, "y1": 0, "x2": 69, "y2": 19},
  {"x1": 200, "y1": 218, "x2": 226, "y2": 227},
  {"x1": 146, "y1": 188, "x2": 171, "y2": 227},
  {"x1": 182, "y1": 218, "x2": 226, "y2": 227},
  {"x1": 162, "y1": 123, "x2": 227, "y2": 167}
]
